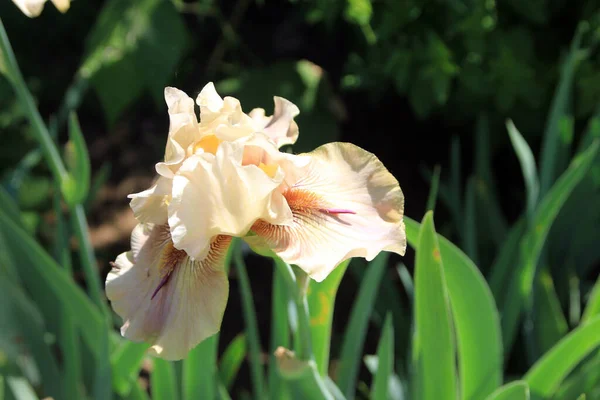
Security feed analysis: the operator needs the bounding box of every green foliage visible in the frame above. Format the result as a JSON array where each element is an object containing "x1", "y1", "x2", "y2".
[
  {"x1": 2, "y1": 1, "x2": 600, "y2": 399},
  {"x1": 82, "y1": 0, "x2": 188, "y2": 125},
  {"x1": 411, "y1": 212, "x2": 457, "y2": 400}
]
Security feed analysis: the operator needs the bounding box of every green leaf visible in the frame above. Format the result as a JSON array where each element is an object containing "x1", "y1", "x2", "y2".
[
  {"x1": 82, "y1": 0, "x2": 188, "y2": 125},
  {"x1": 539, "y1": 22, "x2": 587, "y2": 197},
  {"x1": 336, "y1": 253, "x2": 389, "y2": 399},
  {"x1": 219, "y1": 334, "x2": 246, "y2": 391},
  {"x1": 532, "y1": 270, "x2": 568, "y2": 355},
  {"x1": 485, "y1": 381, "x2": 530, "y2": 400},
  {"x1": 582, "y1": 274, "x2": 600, "y2": 324},
  {"x1": 233, "y1": 247, "x2": 265, "y2": 400},
  {"x1": 111, "y1": 341, "x2": 149, "y2": 396},
  {"x1": 307, "y1": 260, "x2": 350, "y2": 376},
  {"x1": 61, "y1": 113, "x2": 91, "y2": 206},
  {"x1": 371, "y1": 314, "x2": 394, "y2": 400},
  {"x1": 553, "y1": 352, "x2": 600, "y2": 400},
  {"x1": 0, "y1": 210, "x2": 111, "y2": 400},
  {"x1": 463, "y1": 176, "x2": 479, "y2": 265},
  {"x1": 151, "y1": 359, "x2": 178, "y2": 400},
  {"x1": 5, "y1": 377, "x2": 39, "y2": 400},
  {"x1": 364, "y1": 356, "x2": 406, "y2": 400},
  {"x1": 0, "y1": 282, "x2": 62, "y2": 399},
  {"x1": 474, "y1": 113, "x2": 508, "y2": 247},
  {"x1": 411, "y1": 212, "x2": 457, "y2": 400},
  {"x1": 525, "y1": 316, "x2": 600, "y2": 398},
  {"x1": 405, "y1": 216, "x2": 502, "y2": 399},
  {"x1": 506, "y1": 119, "x2": 539, "y2": 220},
  {"x1": 126, "y1": 380, "x2": 151, "y2": 400},
  {"x1": 184, "y1": 334, "x2": 218, "y2": 400},
  {"x1": 425, "y1": 165, "x2": 441, "y2": 213},
  {"x1": 488, "y1": 219, "x2": 525, "y2": 303},
  {"x1": 501, "y1": 141, "x2": 600, "y2": 352}
]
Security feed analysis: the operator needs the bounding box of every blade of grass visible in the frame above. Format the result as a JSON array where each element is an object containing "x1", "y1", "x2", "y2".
[
  {"x1": 581, "y1": 274, "x2": 600, "y2": 324},
  {"x1": 405, "y1": 216, "x2": 502, "y2": 399},
  {"x1": 488, "y1": 219, "x2": 525, "y2": 302},
  {"x1": 554, "y1": 351, "x2": 600, "y2": 400},
  {"x1": 63, "y1": 113, "x2": 91, "y2": 205},
  {"x1": 0, "y1": 210, "x2": 111, "y2": 400},
  {"x1": 411, "y1": 212, "x2": 457, "y2": 400},
  {"x1": 371, "y1": 314, "x2": 394, "y2": 400},
  {"x1": 51, "y1": 189, "x2": 80, "y2": 400},
  {"x1": 111, "y1": 341, "x2": 150, "y2": 396},
  {"x1": 532, "y1": 270, "x2": 568, "y2": 355},
  {"x1": 474, "y1": 113, "x2": 507, "y2": 246},
  {"x1": 183, "y1": 334, "x2": 218, "y2": 400},
  {"x1": 307, "y1": 260, "x2": 350, "y2": 376},
  {"x1": 364, "y1": 356, "x2": 406, "y2": 400},
  {"x1": 500, "y1": 141, "x2": 599, "y2": 352},
  {"x1": 151, "y1": 359, "x2": 179, "y2": 400},
  {"x1": 507, "y1": 120, "x2": 539, "y2": 221},
  {"x1": 5, "y1": 377, "x2": 39, "y2": 400},
  {"x1": 233, "y1": 246, "x2": 265, "y2": 400},
  {"x1": 0, "y1": 282, "x2": 63, "y2": 400},
  {"x1": 425, "y1": 165, "x2": 441, "y2": 213},
  {"x1": 524, "y1": 316, "x2": 600, "y2": 398},
  {"x1": 539, "y1": 22, "x2": 588, "y2": 197},
  {"x1": 484, "y1": 381, "x2": 529, "y2": 400},
  {"x1": 219, "y1": 334, "x2": 246, "y2": 390},
  {"x1": 125, "y1": 380, "x2": 151, "y2": 400},
  {"x1": 463, "y1": 176, "x2": 479, "y2": 265},
  {"x1": 336, "y1": 253, "x2": 389, "y2": 399}
]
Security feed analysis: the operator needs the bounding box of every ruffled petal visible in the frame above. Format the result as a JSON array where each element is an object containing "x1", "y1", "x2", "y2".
[
  {"x1": 128, "y1": 176, "x2": 171, "y2": 224},
  {"x1": 249, "y1": 97, "x2": 300, "y2": 148},
  {"x1": 247, "y1": 142, "x2": 406, "y2": 281},
  {"x1": 168, "y1": 138, "x2": 292, "y2": 260},
  {"x1": 12, "y1": 0, "x2": 47, "y2": 17},
  {"x1": 105, "y1": 224, "x2": 231, "y2": 360},
  {"x1": 196, "y1": 82, "x2": 224, "y2": 123},
  {"x1": 156, "y1": 87, "x2": 199, "y2": 178}
]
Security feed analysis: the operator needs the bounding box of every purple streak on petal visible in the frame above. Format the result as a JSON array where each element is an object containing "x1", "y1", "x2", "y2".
[
  {"x1": 320, "y1": 208, "x2": 356, "y2": 215},
  {"x1": 151, "y1": 272, "x2": 172, "y2": 300}
]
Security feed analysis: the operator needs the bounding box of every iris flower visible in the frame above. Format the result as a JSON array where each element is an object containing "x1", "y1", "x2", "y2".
[
  {"x1": 11, "y1": 0, "x2": 69, "y2": 17},
  {"x1": 106, "y1": 83, "x2": 406, "y2": 360}
]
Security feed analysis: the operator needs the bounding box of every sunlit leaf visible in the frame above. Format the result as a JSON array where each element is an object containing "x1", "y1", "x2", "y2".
[
  {"x1": 411, "y1": 212, "x2": 457, "y2": 400},
  {"x1": 525, "y1": 316, "x2": 600, "y2": 398},
  {"x1": 406, "y1": 216, "x2": 502, "y2": 399}
]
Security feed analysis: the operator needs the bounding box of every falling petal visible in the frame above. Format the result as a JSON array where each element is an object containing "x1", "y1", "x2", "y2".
[{"x1": 106, "y1": 224, "x2": 231, "y2": 360}]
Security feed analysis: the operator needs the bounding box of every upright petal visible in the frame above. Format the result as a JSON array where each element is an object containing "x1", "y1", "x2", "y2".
[
  {"x1": 156, "y1": 87, "x2": 199, "y2": 178},
  {"x1": 247, "y1": 142, "x2": 406, "y2": 281},
  {"x1": 249, "y1": 97, "x2": 300, "y2": 148},
  {"x1": 128, "y1": 176, "x2": 171, "y2": 224},
  {"x1": 196, "y1": 82, "x2": 224, "y2": 123},
  {"x1": 106, "y1": 224, "x2": 231, "y2": 360},
  {"x1": 168, "y1": 139, "x2": 292, "y2": 260}
]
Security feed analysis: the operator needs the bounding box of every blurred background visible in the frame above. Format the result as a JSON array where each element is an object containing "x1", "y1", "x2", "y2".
[{"x1": 1, "y1": 0, "x2": 600, "y2": 398}]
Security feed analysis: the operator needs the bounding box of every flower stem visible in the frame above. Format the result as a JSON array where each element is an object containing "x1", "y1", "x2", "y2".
[
  {"x1": 273, "y1": 258, "x2": 314, "y2": 361},
  {"x1": 233, "y1": 243, "x2": 266, "y2": 399}
]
